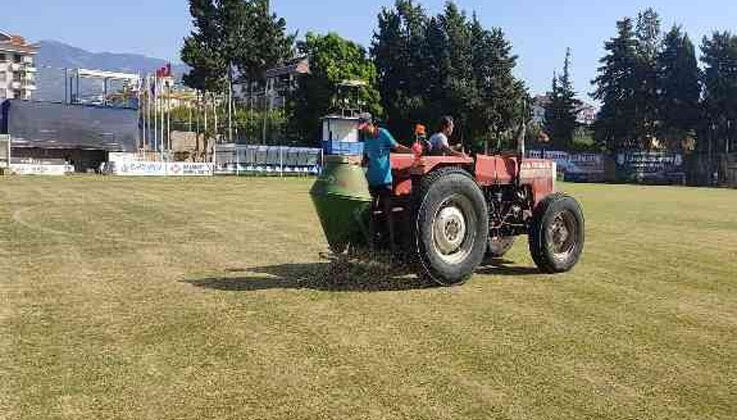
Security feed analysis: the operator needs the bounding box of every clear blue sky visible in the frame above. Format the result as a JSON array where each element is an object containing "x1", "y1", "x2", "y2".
[{"x1": 3, "y1": 0, "x2": 736, "y2": 99}]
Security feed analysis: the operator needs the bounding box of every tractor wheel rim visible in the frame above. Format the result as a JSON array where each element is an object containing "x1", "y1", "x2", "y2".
[
  {"x1": 547, "y1": 210, "x2": 577, "y2": 261},
  {"x1": 431, "y1": 195, "x2": 476, "y2": 265}
]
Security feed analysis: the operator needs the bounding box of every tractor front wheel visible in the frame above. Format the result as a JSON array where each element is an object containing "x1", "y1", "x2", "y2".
[
  {"x1": 528, "y1": 193, "x2": 585, "y2": 273},
  {"x1": 415, "y1": 168, "x2": 489, "y2": 286}
]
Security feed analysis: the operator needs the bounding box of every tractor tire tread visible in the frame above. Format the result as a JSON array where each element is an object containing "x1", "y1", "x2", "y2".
[
  {"x1": 414, "y1": 167, "x2": 487, "y2": 286},
  {"x1": 528, "y1": 193, "x2": 585, "y2": 273}
]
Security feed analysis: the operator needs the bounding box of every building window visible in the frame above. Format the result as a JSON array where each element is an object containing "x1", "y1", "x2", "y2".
[
  {"x1": 0, "y1": 72, "x2": 6, "y2": 82},
  {"x1": 0, "y1": 88, "x2": 6, "y2": 98},
  {"x1": 13, "y1": 54, "x2": 22, "y2": 63},
  {"x1": 13, "y1": 90, "x2": 21, "y2": 99},
  {"x1": 0, "y1": 53, "x2": 6, "y2": 63}
]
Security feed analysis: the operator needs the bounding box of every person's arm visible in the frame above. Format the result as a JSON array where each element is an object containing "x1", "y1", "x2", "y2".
[
  {"x1": 384, "y1": 129, "x2": 413, "y2": 154},
  {"x1": 443, "y1": 144, "x2": 466, "y2": 157},
  {"x1": 438, "y1": 134, "x2": 466, "y2": 157},
  {"x1": 393, "y1": 143, "x2": 413, "y2": 154}
]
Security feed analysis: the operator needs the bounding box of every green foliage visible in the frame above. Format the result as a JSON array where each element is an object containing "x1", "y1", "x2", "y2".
[
  {"x1": 592, "y1": 8, "x2": 716, "y2": 153},
  {"x1": 232, "y1": 107, "x2": 289, "y2": 144},
  {"x1": 372, "y1": 0, "x2": 433, "y2": 139},
  {"x1": 289, "y1": 32, "x2": 382, "y2": 144},
  {"x1": 700, "y1": 31, "x2": 737, "y2": 154},
  {"x1": 372, "y1": 1, "x2": 526, "y2": 148},
  {"x1": 545, "y1": 48, "x2": 581, "y2": 150},
  {"x1": 658, "y1": 26, "x2": 701, "y2": 150},
  {"x1": 593, "y1": 18, "x2": 640, "y2": 150},
  {"x1": 181, "y1": 0, "x2": 294, "y2": 92},
  {"x1": 162, "y1": 100, "x2": 288, "y2": 145},
  {"x1": 570, "y1": 127, "x2": 599, "y2": 152},
  {"x1": 636, "y1": 8, "x2": 662, "y2": 63},
  {"x1": 469, "y1": 18, "x2": 527, "y2": 151},
  {"x1": 634, "y1": 8, "x2": 661, "y2": 144},
  {"x1": 234, "y1": 0, "x2": 295, "y2": 82},
  {"x1": 181, "y1": 0, "x2": 227, "y2": 92}
]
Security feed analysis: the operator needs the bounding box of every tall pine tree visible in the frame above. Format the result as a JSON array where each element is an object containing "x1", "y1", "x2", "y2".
[
  {"x1": 701, "y1": 31, "x2": 737, "y2": 154},
  {"x1": 545, "y1": 48, "x2": 580, "y2": 150},
  {"x1": 657, "y1": 26, "x2": 701, "y2": 150},
  {"x1": 372, "y1": 1, "x2": 526, "y2": 145},
  {"x1": 469, "y1": 18, "x2": 526, "y2": 151},
  {"x1": 592, "y1": 18, "x2": 641, "y2": 150},
  {"x1": 439, "y1": 3, "x2": 475, "y2": 144},
  {"x1": 635, "y1": 8, "x2": 661, "y2": 146}
]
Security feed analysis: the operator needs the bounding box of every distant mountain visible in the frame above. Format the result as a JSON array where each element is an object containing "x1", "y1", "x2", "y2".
[{"x1": 34, "y1": 40, "x2": 188, "y2": 102}]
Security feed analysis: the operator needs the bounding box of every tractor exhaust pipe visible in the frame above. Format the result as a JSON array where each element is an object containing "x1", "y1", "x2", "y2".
[{"x1": 516, "y1": 102, "x2": 527, "y2": 188}]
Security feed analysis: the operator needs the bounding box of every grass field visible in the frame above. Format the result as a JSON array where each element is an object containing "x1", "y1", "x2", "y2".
[{"x1": 1, "y1": 176, "x2": 735, "y2": 419}]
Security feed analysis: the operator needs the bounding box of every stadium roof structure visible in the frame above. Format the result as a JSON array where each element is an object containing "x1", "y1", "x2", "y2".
[{"x1": 75, "y1": 68, "x2": 140, "y2": 84}]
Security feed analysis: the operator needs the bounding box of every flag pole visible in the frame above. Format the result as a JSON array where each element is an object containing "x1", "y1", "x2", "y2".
[
  {"x1": 140, "y1": 75, "x2": 145, "y2": 152},
  {"x1": 154, "y1": 74, "x2": 158, "y2": 160},
  {"x1": 160, "y1": 76, "x2": 165, "y2": 161},
  {"x1": 167, "y1": 81, "x2": 171, "y2": 155}
]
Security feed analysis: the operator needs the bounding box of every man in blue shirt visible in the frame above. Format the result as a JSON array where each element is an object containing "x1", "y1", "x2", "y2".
[{"x1": 358, "y1": 113, "x2": 412, "y2": 253}]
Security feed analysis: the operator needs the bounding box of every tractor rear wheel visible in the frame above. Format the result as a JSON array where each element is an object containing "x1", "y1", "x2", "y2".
[
  {"x1": 415, "y1": 168, "x2": 488, "y2": 286},
  {"x1": 528, "y1": 193, "x2": 585, "y2": 273}
]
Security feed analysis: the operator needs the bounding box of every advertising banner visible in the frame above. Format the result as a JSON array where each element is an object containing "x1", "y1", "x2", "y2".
[
  {"x1": 10, "y1": 163, "x2": 68, "y2": 176},
  {"x1": 615, "y1": 151, "x2": 685, "y2": 184},
  {"x1": 112, "y1": 161, "x2": 214, "y2": 176},
  {"x1": 528, "y1": 150, "x2": 605, "y2": 182},
  {"x1": 2, "y1": 100, "x2": 138, "y2": 152}
]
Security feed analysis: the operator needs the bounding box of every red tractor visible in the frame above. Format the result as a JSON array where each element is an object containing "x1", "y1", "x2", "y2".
[{"x1": 311, "y1": 136, "x2": 585, "y2": 286}]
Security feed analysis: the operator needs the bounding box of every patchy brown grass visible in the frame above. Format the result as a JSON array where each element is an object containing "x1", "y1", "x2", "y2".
[{"x1": 1, "y1": 176, "x2": 735, "y2": 419}]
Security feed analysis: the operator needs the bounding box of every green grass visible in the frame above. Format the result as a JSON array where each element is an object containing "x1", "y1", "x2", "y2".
[{"x1": 1, "y1": 176, "x2": 735, "y2": 419}]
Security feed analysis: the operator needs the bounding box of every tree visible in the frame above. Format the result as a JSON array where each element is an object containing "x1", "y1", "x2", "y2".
[
  {"x1": 635, "y1": 8, "x2": 661, "y2": 145},
  {"x1": 235, "y1": 0, "x2": 295, "y2": 82},
  {"x1": 422, "y1": 16, "x2": 451, "y2": 123},
  {"x1": 289, "y1": 32, "x2": 382, "y2": 143},
  {"x1": 181, "y1": 0, "x2": 294, "y2": 92},
  {"x1": 701, "y1": 31, "x2": 737, "y2": 155},
  {"x1": 545, "y1": 48, "x2": 580, "y2": 149},
  {"x1": 636, "y1": 8, "x2": 661, "y2": 62},
  {"x1": 469, "y1": 19, "x2": 526, "y2": 151},
  {"x1": 592, "y1": 18, "x2": 642, "y2": 150},
  {"x1": 372, "y1": 0, "x2": 432, "y2": 139},
  {"x1": 657, "y1": 26, "x2": 701, "y2": 150},
  {"x1": 438, "y1": 3, "x2": 475, "y2": 143},
  {"x1": 372, "y1": 1, "x2": 526, "y2": 146},
  {"x1": 181, "y1": 0, "x2": 228, "y2": 92}
]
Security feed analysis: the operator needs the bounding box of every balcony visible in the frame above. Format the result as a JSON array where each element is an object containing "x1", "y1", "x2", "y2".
[
  {"x1": 23, "y1": 81, "x2": 36, "y2": 91},
  {"x1": 11, "y1": 81, "x2": 21, "y2": 90},
  {"x1": 10, "y1": 63, "x2": 22, "y2": 72},
  {"x1": 25, "y1": 66, "x2": 37, "y2": 73}
]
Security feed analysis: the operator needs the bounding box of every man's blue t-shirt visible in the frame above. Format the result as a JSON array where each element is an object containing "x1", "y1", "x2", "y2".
[{"x1": 364, "y1": 128, "x2": 398, "y2": 187}]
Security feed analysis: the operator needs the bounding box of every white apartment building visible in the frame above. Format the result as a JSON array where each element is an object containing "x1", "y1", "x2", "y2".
[{"x1": 0, "y1": 30, "x2": 39, "y2": 101}]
